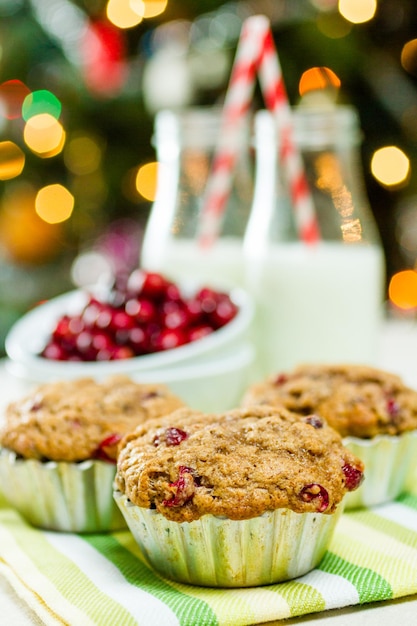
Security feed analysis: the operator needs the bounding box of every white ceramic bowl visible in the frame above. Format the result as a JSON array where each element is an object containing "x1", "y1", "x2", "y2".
[{"x1": 5, "y1": 284, "x2": 254, "y2": 380}]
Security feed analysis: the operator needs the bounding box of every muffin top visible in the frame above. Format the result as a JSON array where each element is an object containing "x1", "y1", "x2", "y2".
[
  {"x1": 0, "y1": 375, "x2": 185, "y2": 462},
  {"x1": 241, "y1": 363, "x2": 417, "y2": 439},
  {"x1": 114, "y1": 405, "x2": 364, "y2": 522}
]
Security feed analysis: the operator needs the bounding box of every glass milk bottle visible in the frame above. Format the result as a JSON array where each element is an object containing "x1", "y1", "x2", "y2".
[
  {"x1": 244, "y1": 105, "x2": 385, "y2": 376},
  {"x1": 140, "y1": 107, "x2": 253, "y2": 290}
]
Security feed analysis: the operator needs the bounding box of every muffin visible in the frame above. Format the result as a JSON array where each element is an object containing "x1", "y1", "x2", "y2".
[
  {"x1": 242, "y1": 363, "x2": 417, "y2": 508},
  {"x1": 0, "y1": 375, "x2": 185, "y2": 532},
  {"x1": 113, "y1": 405, "x2": 364, "y2": 587}
]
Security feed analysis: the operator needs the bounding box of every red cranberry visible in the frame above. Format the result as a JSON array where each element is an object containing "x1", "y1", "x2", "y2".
[
  {"x1": 154, "y1": 328, "x2": 188, "y2": 351},
  {"x1": 188, "y1": 324, "x2": 213, "y2": 342},
  {"x1": 161, "y1": 299, "x2": 179, "y2": 314},
  {"x1": 299, "y1": 483, "x2": 329, "y2": 512},
  {"x1": 163, "y1": 466, "x2": 196, "y2": 507},
  {"x1": 304, "y1": 415, "x2": 324, "y2": 429},
  {"x1": 75, "y1": 330, "x2": 93, "y2": 354},
  {"x1": 95, "y1": 307, "x2": 113, "y2": 330},
  {"x1": 94, "y1": 433, "x2": 122, "y2": 463},
  {"x1": 125, "y1": 298, "x2": 157, "y2": 324},
  {"x1": 165, "y1": 283, "x2": 182, "y2": 302},
  {"x1": 96, "y1": 348, "x2": 115, "y2": 361},
  {"x1": 342, "y1": 463, "x2": 364, "y2": 491},
  {"x1": 185, "y1": 297, "x2": 205, "y2": 324},
  {"x1": 111, "y1": 345, "x2": 135, "y2": 360},
  {"x1": 154, "y1": 427, "x2": 188, "y2": 446},
  {"x1": 109, "y1": 310, "x2": 136, "y2": 332},
  {"x1": 209, "y1": 296, "x2": 238, "y2": 328},
  {"x1": 128, "y1": 326, "x2": 148, "y2": 354},
  {"x1": 41, "y1": 342, "x2": 67, "y2": 360},
  {"x1": 162, "y1": 307, "x2": 190, "y2": 330},
  {"x1": 91, "y1": 331, "x2": 114, "y2": 353},
  {"x1": 51, "y1": 316, "x2": 80, "y2": 352},
  {"x1": 386, "y1": 396, "x2": 400, "y2": 418},
  {"x1": 196, "y1": 287, "x2": 218, "y2": 314},
  {"x1": 273, "y1": 373, "x2": 288, "y2": 386},
  {"x1": 128, "y1": 270, "x2": 170, "y2": 299},
  {"x1": 52, "y1": 315, "x2": 72, "y2": 340},
  {"x1": 26, "y1": 398, "x2": 43, "y2": 411},
  {"x1": 68, "y1": 315, "x2": 84, "y2": 335}
]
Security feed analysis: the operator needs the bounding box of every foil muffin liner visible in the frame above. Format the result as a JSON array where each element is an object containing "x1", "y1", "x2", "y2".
[
  {"x1": 0, "y1": 448, "x2": 125, "y2": 532},
  {"x1": 343, "y1": 429, "x2": 417, "y2": 510},
  {"x1": 114, "y1": 490, "x2": 343, "y2": 587}
]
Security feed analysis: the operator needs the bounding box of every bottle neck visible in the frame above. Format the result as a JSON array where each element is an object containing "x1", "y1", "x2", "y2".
[
  {"x1": 153, "y1": 107, "x2": 251, "y2": 157},
  {"x1": 249, "y1": 105, "x2": 382, "y2": 246},
  {"x1": 293, "y1": 104, "x2": 362, "y2": 150}
]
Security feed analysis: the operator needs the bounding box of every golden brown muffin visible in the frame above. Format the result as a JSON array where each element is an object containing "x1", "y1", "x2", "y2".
[
  {"x1": 0, "y1": 375, "x2": 186, "y2": 462},
  {"x1": 115, "y1": 405, "x2": 364, "y2": 523},
  {"x1": 241, "y1": 364, "x2": 417, "y2": 439}
]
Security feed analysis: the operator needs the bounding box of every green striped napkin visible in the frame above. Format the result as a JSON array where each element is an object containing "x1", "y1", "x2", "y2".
[{"x1": 1, "y1": 491, "x2": 417, "y2": 626}]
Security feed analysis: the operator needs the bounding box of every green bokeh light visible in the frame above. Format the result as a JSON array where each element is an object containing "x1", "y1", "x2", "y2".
[{"x1": 22, "y1": 90, "x2": 62, "y2": 121}]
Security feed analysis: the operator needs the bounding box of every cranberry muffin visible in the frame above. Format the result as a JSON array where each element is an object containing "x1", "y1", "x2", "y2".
[
  {"x1": 241, "y1": 364, "x2": 417, "y2": 508},
  {"x1": 0, "y1": 375, "x2": 185, "y2": 532},
  {"x1": 114, "y1": 405, "x2": 363, "y2": 586}
]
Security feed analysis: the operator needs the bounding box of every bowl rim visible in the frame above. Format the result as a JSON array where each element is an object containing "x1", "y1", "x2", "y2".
[
  {"x1": 5, "y1": 342, "x2": 255, "y2": 385},
  {"x1": 5, "y1": 285, "x2": 254, "y2": 374}
]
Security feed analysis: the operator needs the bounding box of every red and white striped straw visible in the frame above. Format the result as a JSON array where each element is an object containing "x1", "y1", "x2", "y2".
[
  {"x1": 198, "y1": 14, "x2": 320, "y2": 246},
  {"x1": 197, "y1": 16, "x2": 266, "y2": 247},
  {"x1": 256, "y1": 22, "x2": 320, "y2": 244}
]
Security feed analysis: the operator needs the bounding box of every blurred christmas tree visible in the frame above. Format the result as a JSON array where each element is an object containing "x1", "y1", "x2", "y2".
[{"x1": 1, "y1": 0, "x2": 417, "y2": 352}]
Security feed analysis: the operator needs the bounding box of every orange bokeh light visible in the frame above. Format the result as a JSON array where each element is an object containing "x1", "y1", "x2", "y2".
[
  {"x1": 299, "y1": 67, "x2": 341, "y2": 96},
  {"x1": 388, "y1": 270, "x2": 417, "y2": 310},
  {"x1": 135, "y1": 161, "x2": 159, "y2": 201},
  {"x1": 0, "y1": 141, "x2": 25, "y2": 179}
]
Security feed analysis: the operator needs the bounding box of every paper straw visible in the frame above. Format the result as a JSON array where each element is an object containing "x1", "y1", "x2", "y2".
[
  {"x1": 197, "y1": 16, "x2": 266, "y2": 247},
  {"x1": 198, "y1": 14, "x2": 320, "y2": 246},
  {"x1": 256, "y1": 23, "x2": 320, "y2": 244}
]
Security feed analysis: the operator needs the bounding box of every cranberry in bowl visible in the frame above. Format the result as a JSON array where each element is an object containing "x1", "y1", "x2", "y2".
[{"x1": 5, "y1": 270, "x2": 254, "y2": 383}]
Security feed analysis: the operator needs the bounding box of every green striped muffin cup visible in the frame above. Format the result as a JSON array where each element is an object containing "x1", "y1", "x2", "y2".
[
  {"x1": 114, "y1": 489, "x2": 344, "y2": 587},
  {"x1": 343, "y1": 429, "x2": 417, "y2": 510},
  {"x1": 0, "y1": 447, "x2": 126, "y2": 532}
]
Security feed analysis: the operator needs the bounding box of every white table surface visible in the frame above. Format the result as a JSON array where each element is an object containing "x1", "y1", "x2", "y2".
[{"x1": 1, "y1": 316, "x2": 417, "y2": 625}]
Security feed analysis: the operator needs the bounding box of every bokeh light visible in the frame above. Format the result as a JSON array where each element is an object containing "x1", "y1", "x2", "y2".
[
  {"x1": 401, "y1": 39, "x2": 417, "y2": 77},
  {"x1": 370, "y1": 146, "x2": 410, "y2": 187},
  {"x1": 80, "y1": 19, "x2": 128, "y2": 96},
  {"x1": 0, "y1": 184, "x2": 61, "y2": 264},
  {"x1": 35, "y1": 184, "x2": 74, "y2": 224},
  {"x1": 135, "y1": 161, "x2": 159, "y2": 200},
  {"x1": 23, "y1": 114, "x2": 65, "y2": 156},
  {"x1": 106, "y1": 0, "x2": 145, "y2": 28},
  {"x1": 143, "y1": 0, "x2": 168, "y2": 18},
  {"x1": 388, "y1": 270, "x2": 417, "y2": 310},
  {"x1": 71, "y1": 251, "x2": 113, "y2": 288},
  {"x1": 316, "y1": 12, "x2": 353, "y2": 39},
  {"x1": 299, "y1": 67, "x2": 341, "y2": 96},
  {"x1": 338, "y1": 0, "x2": 377, "y2": 24},
  {"x1": 64, "y1": 134, "x2": 103, "y2": 175},
  {"x1": 0, "y1": 141, "x2": 25, "y2": 180},
  {"x1": 22, "y1": 89, "x2": 62, "y2": 121},
  {"x1": 0, "y1": 79, "x2": 31, "y2": 120}
]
